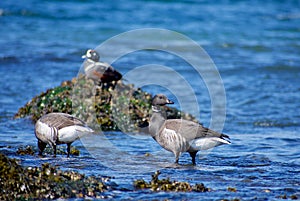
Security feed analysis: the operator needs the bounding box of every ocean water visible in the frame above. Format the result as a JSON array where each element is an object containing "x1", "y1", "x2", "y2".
[{"x1": 1, "y1": 0, "x2": 300, "y2": 200}]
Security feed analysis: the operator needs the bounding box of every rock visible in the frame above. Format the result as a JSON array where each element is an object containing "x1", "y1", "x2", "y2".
[
  {"x1": 14, "y1": 75, "x2": 199, "y2": 132},
  {"x1": 227, "y1": 187, "x2": 237, "y2": 192},
  {"x1": 133, "y1": 170, "x2": 210, "y2": 192},
  {"x1": 0, "y1": 153, "x2": 111, "y2": 200},
  {"x1": 16, "y1": 145, "x2": 35, "y2": 155}
]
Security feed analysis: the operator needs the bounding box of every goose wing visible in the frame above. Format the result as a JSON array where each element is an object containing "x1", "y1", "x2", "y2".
[
  {"x1": 39, "y1": 113, "x2": 87, "y2": 130},
  {"x1": 164, "y1": 119, "x2": 230, "y2": 142}
]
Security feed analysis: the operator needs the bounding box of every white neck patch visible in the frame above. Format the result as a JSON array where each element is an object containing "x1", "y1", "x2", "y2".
[{"x1": 152, "y1": 106, "x2": 161, "y2": 112}]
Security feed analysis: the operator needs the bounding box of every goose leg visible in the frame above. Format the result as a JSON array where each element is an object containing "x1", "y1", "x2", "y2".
[
  {"x1": 67, "y1": 143, "x2": 72, "y2": 158},
  {"x1": 174, "y1": 152, "x2": 180, "y2": 164},
  {"x1": 189, "y1": 151, "x2": 197, "y2": 165},
  {"x1": 38, "y1": 140, "x2": 46, "y2": 156},
  {"x1": 53, "y1": 145, "x2": 57, "y2": 158}
]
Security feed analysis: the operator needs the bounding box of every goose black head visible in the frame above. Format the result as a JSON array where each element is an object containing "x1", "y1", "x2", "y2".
[{"x1": 152, "y1": 94, "x2": 174, "y2": 106}]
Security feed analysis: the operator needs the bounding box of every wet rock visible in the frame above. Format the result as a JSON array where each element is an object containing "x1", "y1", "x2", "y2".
[
  {"x1": 192, "y1": 183, "x2": 211, "y2": 192},
  {"x1": 277, "y1": 194, "x2": 288, "y2": 199},
  {"x1": 227, "y1": 186, "x2": 237, "y2": 192},
  {"x1": 16, "y1": 145, "x2": 35, "y2": 155},
  {"x1": 277, "y1": 194, "x2": 299, "y2": 200},
  {"x1": 16, "y1": 145, "x2": 80, "y2": 156},
  {"x1": 14, "y1": 84, "x2": 72, "y2": 122},
  {"x1": 43, "y1": 146, "x2": 80, "y2": 156},
  {"x1": 133, "y1": 170, "x2": 210, "y2": 192},
  {"x1": 70, "y1": 147, "x2": 80, "y2": 156},
  {"x1": 14, "y1": 75, "x2": 198, "y2": 131},
  {"x1": 220, "y1": 199, "x2": 241, "y2": 201},
  {"x1": 0, "y1": 153, "x2": 111, "y2": 200}
]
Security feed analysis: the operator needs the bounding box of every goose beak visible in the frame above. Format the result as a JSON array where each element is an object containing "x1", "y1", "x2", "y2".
[
  {"x1": 166, "y1": 99, "x2": 174, "y2": 104},
  {"x1": 82, "y1": 55, "x2": 87, "y2": 59}
]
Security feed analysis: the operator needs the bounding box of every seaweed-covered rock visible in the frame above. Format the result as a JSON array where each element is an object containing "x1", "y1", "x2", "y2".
[
  {"x1": 14, "y1": 75, "x2": 198, "y2": 131},
  {"x1": 14, "y1": 82, "x2": 73, "y2": 122},
  {"x1": 0, "y1": 153, "x2": 110, "y2": 200},
  {"x1": 133, "y1": 170, "x2": 210, "y2": 192},
  {"x1": 16, "y1": 145, "x2": 80, "y2": 156},
  {"x1": 16, "y1": 145, "x2": 35, "y2": 155}
]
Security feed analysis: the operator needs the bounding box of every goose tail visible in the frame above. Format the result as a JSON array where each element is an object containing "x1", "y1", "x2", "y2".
[{"x1": 190, "y1": 134, "x2": 231, "y2": 151}]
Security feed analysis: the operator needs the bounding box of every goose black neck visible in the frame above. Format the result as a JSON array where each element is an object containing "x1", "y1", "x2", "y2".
[{"x1": 151, "y1": 105, "x2": 161, "y2": 113}]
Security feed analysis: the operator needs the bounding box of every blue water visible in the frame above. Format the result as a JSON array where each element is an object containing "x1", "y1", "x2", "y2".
[{"x1": 1, "y1": 0, "x2": 300, "y2": 200}]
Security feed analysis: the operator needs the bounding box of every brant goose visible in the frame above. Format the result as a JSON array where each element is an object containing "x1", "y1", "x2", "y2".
[
  {"x1": 82, "y1": 49, "x2": 122, "y2": 85},
  {"x1": 149, "y1": 94, "x2": 230, "y2": 165},
  {"x1": 35, "y1": 113, "x2": 94, "y2": 157}
]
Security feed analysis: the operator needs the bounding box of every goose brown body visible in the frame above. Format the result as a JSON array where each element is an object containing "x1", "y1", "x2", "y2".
[
  {"x1": 149, "y1": 94, "x2": 230, "y2": 164},
  {"x1": 35, "y1": 113, "x2": 94, "y2": 157}
]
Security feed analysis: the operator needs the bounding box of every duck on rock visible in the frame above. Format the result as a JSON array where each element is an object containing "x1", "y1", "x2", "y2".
[
  {"x1": 149, "y1": 94, "x2": 231, "y2": 165},
  {"x1": 35, "y1": 113, "x2": 94, "y2": 157},
  {"x1": 82, "y1": 49, "x2": 122, "y2": 87}
]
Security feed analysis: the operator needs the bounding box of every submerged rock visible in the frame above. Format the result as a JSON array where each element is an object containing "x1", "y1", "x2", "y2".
[
  {"x1": 0, "y1": 153, "x2": 111, "y2": 200},
  {"x1": 16, "y1": 145, "x2": 80, "y2": 156},
  {"x1": 227, "y1": 186, "x2": 237, "y2": 192},
  {"x1": 133, "y1": 170, "x2": 211, "y2": 192},
  {"x1": 16, "y1": 145, "x2": 35, "y2": 155},
  {"x1": 14, "y1": 75, "x2": 198, "y2": 131}
]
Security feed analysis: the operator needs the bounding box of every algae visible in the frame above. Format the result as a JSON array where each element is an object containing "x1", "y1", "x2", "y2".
[
  {"x1": 16, "y1": 145, "x2": 80, "y2": 157},
  {"x1": 133, "y1": 170, "x2": 211, "y2": 192},
  {"x1": 0, "y1": 153, "x2": 110, "y2": 200},
  {"x1": 14, "y1": 75, "x2": 198, "y2": 131}
]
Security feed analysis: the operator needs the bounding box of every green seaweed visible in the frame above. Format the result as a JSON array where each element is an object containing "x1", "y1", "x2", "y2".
[
  {"x1": 133, "y1": 170, "x2": 211, "y2": 192},
  {"x1": 227, "y1": 187, "x2": 237, "y2": 192},
  {"x1": 0, "y1": 153, "x2": 110, "y2": 200},
  {"x1": 16, "y1": 145, "x2": 80, "y2": 157},
  {"x1": 16, "y1": 146, "x2": 35, "y2": 155},
  {"x1": 14, "y1": 76, "x2": 198, "y2": 131}
]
